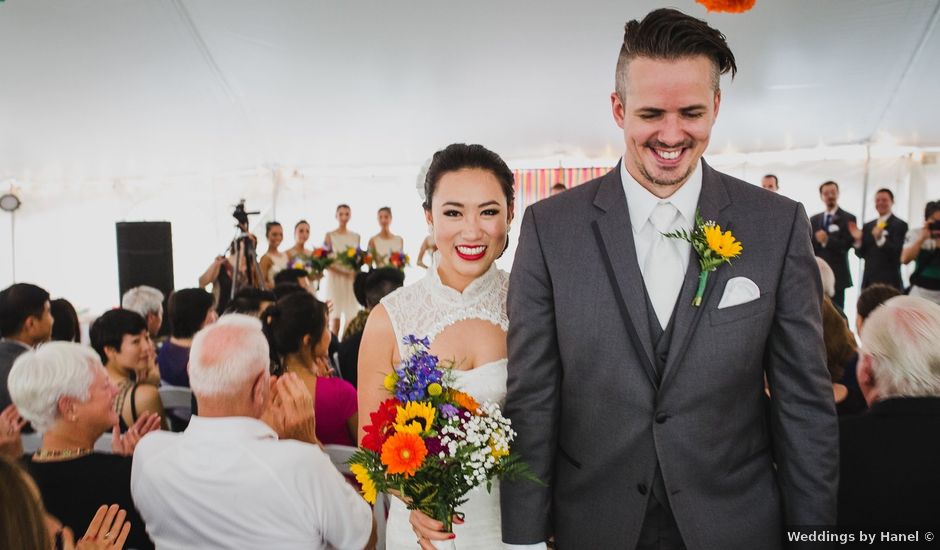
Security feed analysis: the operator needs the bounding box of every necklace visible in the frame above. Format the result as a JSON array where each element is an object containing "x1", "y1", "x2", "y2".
[{"x1": 33, "y1": 448, "x2": 92, "y2": 461}]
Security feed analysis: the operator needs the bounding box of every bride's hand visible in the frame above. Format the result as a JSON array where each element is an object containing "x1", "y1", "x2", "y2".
[{"x1": 409, "y1": 510, "x2": 462, "y2": 549}]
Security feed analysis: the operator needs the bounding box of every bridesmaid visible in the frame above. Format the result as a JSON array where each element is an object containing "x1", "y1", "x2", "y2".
[
  {"x1": 287, "y1": 220, "x2": 313, "y2": 261},
  {"x1": 259, "y1": 221, "x2": 289, "y2": 289},
  {"x1": 324, "y1": 204, "x2": 361, "y2": 337},
  {"x1": 367, "y1": 207, "x2": 405, "y2": 268}
]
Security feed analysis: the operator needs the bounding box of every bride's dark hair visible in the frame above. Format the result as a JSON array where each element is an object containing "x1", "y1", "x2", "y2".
[{"x1": 422, "y1": 143, "x2": 515, "y2": 211}]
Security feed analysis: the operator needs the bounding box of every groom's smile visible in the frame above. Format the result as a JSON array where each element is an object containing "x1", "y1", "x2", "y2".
[{"x1": 611, "y1": 55, "x2": 721, "y2": 198}]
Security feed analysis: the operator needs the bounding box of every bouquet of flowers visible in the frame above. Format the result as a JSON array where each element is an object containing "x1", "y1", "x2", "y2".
[
  {"x1": 349, "y1": 336, "x2": 536, "y2": 534},
  {"x1": 386, "y1": 250, "x2": 410, "y2": 270},
  {"x1": 334, "y1": 246, "x2": 372, "y2": 272},
  {"x1": 289, "y1": 246, "x2": 334, "y2": 278}
]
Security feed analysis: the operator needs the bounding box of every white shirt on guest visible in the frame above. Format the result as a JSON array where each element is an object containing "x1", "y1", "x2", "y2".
[{"x1": 131, "y1": 415, "x2": 371, "y2": 550}]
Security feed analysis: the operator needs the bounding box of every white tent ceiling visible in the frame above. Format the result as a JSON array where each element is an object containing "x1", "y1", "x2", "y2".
[{"x1": 2, "y1": 0, "x2": 940, "y2": 183}]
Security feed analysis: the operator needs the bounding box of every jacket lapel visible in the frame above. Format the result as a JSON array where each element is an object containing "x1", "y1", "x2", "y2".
[
  {"x1": 590, "y1": 164, "x2": 659, "y2": 388},
  {"x1": 660, "y1": 159, "x2": 732, "y2": 388}
]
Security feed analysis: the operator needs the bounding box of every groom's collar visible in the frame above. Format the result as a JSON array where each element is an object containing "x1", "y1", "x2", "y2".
[{"x1": 620, "y1": 159, "x2": 703, "y2": 234}]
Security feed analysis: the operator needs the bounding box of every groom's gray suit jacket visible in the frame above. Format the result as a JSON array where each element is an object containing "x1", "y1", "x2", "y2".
[{"x1": 501, "y1": 160, "x2": 838, "y2": 550}]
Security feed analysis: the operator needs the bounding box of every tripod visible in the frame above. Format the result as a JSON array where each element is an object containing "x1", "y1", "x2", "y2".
[{"x1": 229, "y1": 222, "x2": 267, "y2": 299}]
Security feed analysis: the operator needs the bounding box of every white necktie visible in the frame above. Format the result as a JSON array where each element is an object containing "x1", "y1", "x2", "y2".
[{"x1": 644, "y1": 202, "x2": 685, "y2": 328}]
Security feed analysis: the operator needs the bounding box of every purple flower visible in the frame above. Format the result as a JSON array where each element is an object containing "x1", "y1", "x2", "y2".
[
  {"x1": 425, "y1": 436, "x2": 445, "y2": 456},
  {"x1": 439, "y1": 404, "x2": 459, "y2": 418}
]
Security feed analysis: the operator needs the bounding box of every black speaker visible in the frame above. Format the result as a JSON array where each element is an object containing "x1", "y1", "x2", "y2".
[{"x1": 116, "y1": 222, "x2": 175, "y2": 306}]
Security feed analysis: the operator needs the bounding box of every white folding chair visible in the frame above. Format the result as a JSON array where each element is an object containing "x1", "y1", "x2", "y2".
[
  {"x1": 94, "y1": 431, "x2": 113, "y2": 453},
  {"x1": 21, "y1": 431, "x2": 43, "y2": 454},
  {"x1": 324, "y1": 444, "x2": 387, "y2": 549},
  {"x1": 158, "y1": 385, "x2": 193, "y2": 431}
]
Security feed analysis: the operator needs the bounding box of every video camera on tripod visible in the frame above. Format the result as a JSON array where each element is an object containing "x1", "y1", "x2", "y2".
[{"x1": 227, "y1": 199, "x2": 265, "y2": 298}]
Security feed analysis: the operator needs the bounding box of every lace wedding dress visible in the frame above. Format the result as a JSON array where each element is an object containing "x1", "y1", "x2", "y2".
[{"x1": 381, "y1": 263, "x2": 509, "y2": 549}]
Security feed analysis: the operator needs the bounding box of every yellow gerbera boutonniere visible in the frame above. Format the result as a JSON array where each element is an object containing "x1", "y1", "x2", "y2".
[{"x1": 664, "y1": 210, "x2": 743, "y2": 307}]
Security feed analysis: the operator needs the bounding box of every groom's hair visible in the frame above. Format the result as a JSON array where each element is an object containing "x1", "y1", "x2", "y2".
[{"x1": 615, "y1": 8, "x2": 736, "y2": 100}]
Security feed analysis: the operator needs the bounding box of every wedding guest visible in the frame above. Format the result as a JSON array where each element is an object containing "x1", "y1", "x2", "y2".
[
  {"x1": 262, "y1": 292, "x2": 357, "y2": 446},
  {"x1": 89, "y1": 310, "x2": 165, "y2": 431},
  {"x1": 550, "y1": 183, "x2": 567, "y2": 196},
  {"x1": 339, "y1": 268, "x2": 404, "y2": 388},
  {"x1": 121, "y1": 286, "x2": 165, "y2": 339},
  {"x1": 259, "y1": 221, "x2": 289, "y2": 290},
  {"x1": 274, "y1": 268, "x2": 312, "y2": 291},
  {"x1": 901, "y1": 200, "x2": 940, "y2": 305},
  {"x1": 415, "y1": 234, "x2": 438, "y2": 269},
  {"x1": 855, "y1": 283, "x2": 901, "y2": 335},
  {"x1": 367, "y1": 207, "x2": 405, "y2": 268},
  {"x1": 855, "y1": 189, "x2": 908, "y2": 290},
  {"x1": 811, "y1": 180, "x2": 859, "y2": 308},
  {"x1": 760, "y1": 174, "x2": 779, "y2": 192},
  {"x1": 223, "y1": 287, "x2": 276, "y2": 318},
  {"x1": 0, "y1": 456, "x2": 55, "y2": 550},
  {"x1": 324, "y1": 205, "x2": 361, "y2": 337},
  {"x1": 198, "y1": 235, "x2": 260, "y2": 316},
  {"x1": 839, "y1": 295, "x2": 940, "y2": 526},
  {"x1": 131, "y1": 314, "x2": 373, "y2": 549},
  {"x1": 156, "y1": 288, "x2": 216, "y2": 388},
  {"x1": 50, "y1": 298, "x2": 81, "y2": 343},
  {"x1": 0, "y1": 283, "x2": 53, "y2": 411},
  {"x1": 822, "y1": 297, "x2": 866, "y2": 416},
  {"x1": 9, "y1": 341, "x2": 160, "y2": 549},
  {"x1": 815, "y1": 257, "x2": 837, "y2": 301}
]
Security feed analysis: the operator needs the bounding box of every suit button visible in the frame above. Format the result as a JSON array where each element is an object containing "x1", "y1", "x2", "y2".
[
  {"x1": 657, "y1": 352, "x2": 668, "y2": 365},
  {"x1": 637, "y1": 483, "x2": 648, "y2": 495},
  {"x1": 655, "y1": 412, "x2": 670, "y2": 424}
]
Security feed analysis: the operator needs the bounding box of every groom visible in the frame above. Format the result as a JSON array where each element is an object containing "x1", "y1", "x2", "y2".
[{"x1": 502, "y1": 8, "x2": 837, "y2": 550}]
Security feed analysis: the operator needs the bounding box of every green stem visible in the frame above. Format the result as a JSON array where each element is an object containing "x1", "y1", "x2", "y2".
[{"x1": 692, "y1": 270, "x2": 709, "y2": 307}]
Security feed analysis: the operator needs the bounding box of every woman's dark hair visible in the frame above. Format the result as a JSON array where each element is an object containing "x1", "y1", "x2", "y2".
[
  {"x1": 422, "y1": 143, "x2": 515, "y2": 211},
  {"x1": 265, "y1": 221, "x2": 282, "y2": 237},
  {"x1": 925, "y1": 200, "x2": 940, "y2": 221},
  {"x1": 353, "y1": 272, "x2": 369, "y2": 308},
  {"x1": 50, "y1": 298, "x2": 80, "y2": 342},
  {"x1": 365, "y1": 267, "x2": 405, "y2": 308},
  {"x1": 294, "y1": 219, "x2": 309, "y2": 230},
  {"x1": 168, "y1": 288, "x2": 214, "y2": 339},
  {"x1": 336, "y1": 204, "x2": 350, "y2": 213},
  {"x1": 856, "y1": 284, "x2": 902, "y2": 321},
  {"x1": 272, "y1": 282, "x2": 307, "y2": 300},
  {"x1": 378, "y1": 206, "x2": 392, "y2": 215},
  {"x1": 0, "y1": 457, "x2": 51, "y2": 550},
  {"x1": 261, "y1": 292, "x2": 328, "y2": 375},
  {"x1": 224, "y1": 288, "x2": 277, "y2": 316},
  {"x1": 274, "y1": 268, "x2": 308, "y2": 286},
  {"x1": 89, "y1": 309, "x2": 147, "y2": 364}
]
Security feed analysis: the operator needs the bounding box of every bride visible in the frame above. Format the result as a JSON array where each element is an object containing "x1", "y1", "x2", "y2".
[{"x1": 358, "y1": 143, "x2": 515, "y2": 549}]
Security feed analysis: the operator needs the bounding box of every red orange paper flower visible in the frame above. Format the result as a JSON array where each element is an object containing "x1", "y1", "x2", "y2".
[{"x1": 695, "y1": 0, "x2": 755, "y2": 13}]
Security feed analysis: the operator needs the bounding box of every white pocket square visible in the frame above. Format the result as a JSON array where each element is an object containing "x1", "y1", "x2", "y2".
[{"x1": 717, "y1": 277, "x2": 761, "y2": 309}]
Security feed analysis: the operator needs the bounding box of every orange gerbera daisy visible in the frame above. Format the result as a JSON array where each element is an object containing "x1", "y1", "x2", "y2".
[
  {"x1": 451, "y1": 391, "x2": 480, "y2": 414},
  {"x1": 380, "y1": 432, "x2": 428, "y2": 477}
]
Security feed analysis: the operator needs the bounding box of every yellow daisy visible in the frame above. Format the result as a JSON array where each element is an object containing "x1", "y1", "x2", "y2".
[
  {"x1": 394, "y1": 401, "x2": 436, "y2": 435},
  {"x1": 349, "y1": 463, "x2": 378, "y2": 504},
  {"x1": 703, "y1": 224, "x2": 743, "y2": 259}
]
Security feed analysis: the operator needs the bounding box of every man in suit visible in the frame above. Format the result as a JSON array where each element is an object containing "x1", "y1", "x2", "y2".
[
  {"x1": 839, "y1": 295, "x2": 940, "y2": 526},
  {"x1": 810, "y1": 181, "x2": 858, "y2": 308},
  {"x1": 854, "y1": 189, "x2": 908, "y2": 290},
  {"x1": 502, "y1": 9, "x2": 837, "y2": 550},
  {"x1": 0, "y1": 283, "x2": 54, "y2": 411}
]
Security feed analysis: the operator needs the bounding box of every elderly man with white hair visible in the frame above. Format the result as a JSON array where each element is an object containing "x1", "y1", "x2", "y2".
[
  {"x1": 130, "y1": 314, "x2": 373, "y2": 549},
  {"x1": 121, "y1": 286, "x2": 165, "y2": 339},
  {"x1": 837, "y1": 295, "x2": 940, "y2": 526}
]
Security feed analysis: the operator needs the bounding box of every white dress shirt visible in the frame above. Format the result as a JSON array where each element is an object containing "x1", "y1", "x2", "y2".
[
  {"x1": 131, "y1": 415, "x2": 371, "y2": 550},
  {"x1": 503, "y1": 160, "x2": 702, "y2": 550}
]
